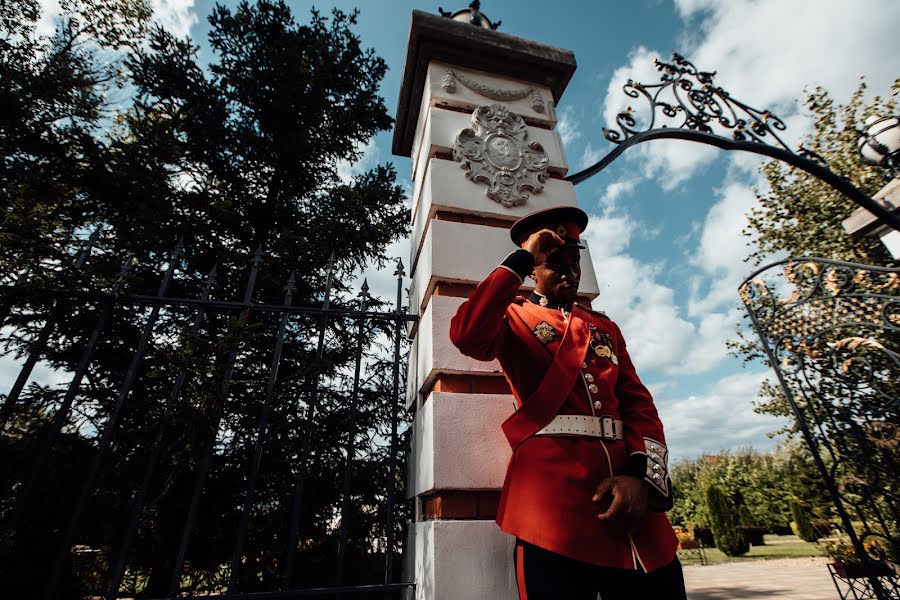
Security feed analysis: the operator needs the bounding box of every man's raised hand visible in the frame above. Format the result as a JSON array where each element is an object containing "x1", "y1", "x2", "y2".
[{"x1": 523, "y1": 228, "x2": 564, "y2": 266}]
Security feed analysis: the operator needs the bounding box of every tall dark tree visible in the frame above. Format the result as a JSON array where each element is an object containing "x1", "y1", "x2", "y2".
[{"x1": 0, "y1": 1, "x2": 410, "y2": 597}]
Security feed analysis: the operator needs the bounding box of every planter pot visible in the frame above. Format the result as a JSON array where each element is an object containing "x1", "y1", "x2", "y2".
[
  {"x1": 740, "y1": 527, "x2": 765, "y2": 546},
  {"x1": 831, "y1": 561, "x2": 894, "y2": 579},
  {"x1": 693, "y1": 527, "x2": 715, "y2": 548}
]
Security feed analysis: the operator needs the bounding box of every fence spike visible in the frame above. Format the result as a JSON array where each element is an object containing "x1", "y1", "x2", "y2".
[{"x1": 284, "y1": 271, "x2": 297, "y2": 294}]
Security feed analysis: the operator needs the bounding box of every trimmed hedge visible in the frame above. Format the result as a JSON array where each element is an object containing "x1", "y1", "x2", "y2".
[
  {"x1": 790, "y1": 500, "x2": 818, "y2": 542},
  {"x1": 706, "y1": 486, "x2": 749, "y2": 556}
]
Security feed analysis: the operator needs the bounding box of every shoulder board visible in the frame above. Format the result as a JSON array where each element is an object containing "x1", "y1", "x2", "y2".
[{"x1": 575, "y1": 303, "x2": 609, "y2": 319}]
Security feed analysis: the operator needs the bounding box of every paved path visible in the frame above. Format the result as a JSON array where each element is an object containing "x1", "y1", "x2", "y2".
[{"x1": 684, "y1": 557, "x2": 836, "y2": 599}]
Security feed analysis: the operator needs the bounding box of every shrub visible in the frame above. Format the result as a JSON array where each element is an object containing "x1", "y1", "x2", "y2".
[
  {"x1": 738, "y1": 504, "x2": 754, "y2": 527},
  {"x1": 790, "y1": 500, "x2": 818, "y2": 542},
  {"x1": 706, "y1": 486, "x2": 749, "y2": 556}
]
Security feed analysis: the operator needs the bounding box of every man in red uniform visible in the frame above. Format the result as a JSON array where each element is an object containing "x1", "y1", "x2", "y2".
[{"x1": 450, "y1": 206, "x2": 686, "y2": 599}]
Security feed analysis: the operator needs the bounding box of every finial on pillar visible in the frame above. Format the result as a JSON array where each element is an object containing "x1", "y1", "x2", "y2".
[{"x1": 438, "y1": 1, "x2": 501, "y2": 30}]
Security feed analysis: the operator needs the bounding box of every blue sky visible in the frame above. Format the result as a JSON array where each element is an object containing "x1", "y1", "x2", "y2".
[{"x1": 35, "y1": 0, "x2": 900, "y2": 459}]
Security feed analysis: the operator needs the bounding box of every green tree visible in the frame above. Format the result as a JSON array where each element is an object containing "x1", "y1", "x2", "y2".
[
  {"x1": 670, "y1": 444, "x2": 832, "y2": 532},
  {"x1": 732, "y1": 80, "x2": 899, "y2": 423},
  {"x1": 706, "y1": 485, "x2": 749, "y2": 556},
  {"x1": 0, "y1": 0, "x2": 150, "y2": 271},
  {"x1": 0, "y1": 1, "x2": 410, "y2": 597},
  {"x1": 746, "y1": 81, "x2": 897, "y2": 267}
]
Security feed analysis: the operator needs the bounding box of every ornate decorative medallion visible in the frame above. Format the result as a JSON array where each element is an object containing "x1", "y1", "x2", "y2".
[
  {"x1": 453, "y1": 104, "x2": 550, "y2": 208},
  {"x1": 533, "y1": 321, "x2": 556, "y2": 344}
]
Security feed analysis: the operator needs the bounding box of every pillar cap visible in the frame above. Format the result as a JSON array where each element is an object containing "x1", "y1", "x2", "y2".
[{"x1": 392, "y1": 10, "x2": 576, "y2": 157}]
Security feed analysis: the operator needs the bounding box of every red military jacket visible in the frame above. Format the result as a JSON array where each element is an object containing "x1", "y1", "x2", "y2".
[{"x1": 449, "y1": 250, "x2": 678, "y2": 572}]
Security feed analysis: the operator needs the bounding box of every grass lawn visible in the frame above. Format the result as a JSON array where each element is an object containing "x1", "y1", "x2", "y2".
[{"x1": 679, "y1": 534, "x2": 823, "y2": 565}]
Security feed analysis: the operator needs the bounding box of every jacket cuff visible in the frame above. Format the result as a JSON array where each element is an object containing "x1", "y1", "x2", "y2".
[
  {"x1": 627, "y1": 438, "x2": 673, "y2": 511},
  {"x1": 499, "y1": 249, "x2": 535, "y2": 283}
]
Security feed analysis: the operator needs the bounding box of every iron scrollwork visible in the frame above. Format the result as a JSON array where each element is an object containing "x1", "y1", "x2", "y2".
[
  {"x1": 567, "y1": 52, "x2": 900, "y2": 232},
  {"x1": 603, "y1": 53, "x2": 826, "y2": 162}
]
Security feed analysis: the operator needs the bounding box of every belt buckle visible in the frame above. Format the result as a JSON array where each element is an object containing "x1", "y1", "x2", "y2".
[{"x1": 601, "y1": 416, "x2": 613, "y2": 439}]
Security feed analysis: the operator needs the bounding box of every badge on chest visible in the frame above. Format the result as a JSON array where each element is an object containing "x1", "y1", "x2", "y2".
[
  {"x1": 532, "y1": 321, "x2": 556, "y2": 344},
  {"x1": 588, "y1": 325, "x2": 618, "y2": 365}
]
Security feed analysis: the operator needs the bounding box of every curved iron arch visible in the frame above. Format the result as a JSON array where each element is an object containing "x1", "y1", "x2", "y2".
[{"x1": 565, "y1": 53, "x2": 900, "y2": 232}]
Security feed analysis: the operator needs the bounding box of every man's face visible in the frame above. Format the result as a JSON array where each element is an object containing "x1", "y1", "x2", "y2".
[{"x1": 533, "y1": 245, "x2": 581, "y2": 302}]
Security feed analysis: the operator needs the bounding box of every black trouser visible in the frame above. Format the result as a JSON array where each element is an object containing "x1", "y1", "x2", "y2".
[{"x1": 514, "y1": 539, "x2": 687, "y2": 600}]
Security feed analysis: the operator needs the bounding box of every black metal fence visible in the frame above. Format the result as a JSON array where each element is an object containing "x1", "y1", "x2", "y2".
[
  {"x1": 740, "y1": 257, "x2": 899, "y2": 600},
  {"x1": 0, "y1": 236, "x2": 415, "y2": 599}
]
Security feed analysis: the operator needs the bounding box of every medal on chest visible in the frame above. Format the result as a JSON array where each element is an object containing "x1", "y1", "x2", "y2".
[
  {"x1": 588, "y1": 325, "x2": 618, "y2": 365},
  {"x1": 532, "y1": 320, "x2": 556, "y2": 345}
]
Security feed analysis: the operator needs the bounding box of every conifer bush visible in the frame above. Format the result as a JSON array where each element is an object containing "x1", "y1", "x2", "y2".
[
  {"x1": 706, "y1": 486, "x2": 749, "y2": 556},
  {"x1": 790, "y1": 500, "x2": 818, "y2": 542}
]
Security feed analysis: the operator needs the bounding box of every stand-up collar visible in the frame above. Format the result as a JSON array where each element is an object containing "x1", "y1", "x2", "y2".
[{"x1": 528, "y1": 291, "x2": 573, "y2": 312}]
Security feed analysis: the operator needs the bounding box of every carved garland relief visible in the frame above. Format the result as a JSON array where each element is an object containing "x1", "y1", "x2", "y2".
[
  {"x1": 453, "y1": 104, "x2": 550, "y2": 208},
  {"x1": 441, "y1": 69, "x2": 546, "y2": 114}
]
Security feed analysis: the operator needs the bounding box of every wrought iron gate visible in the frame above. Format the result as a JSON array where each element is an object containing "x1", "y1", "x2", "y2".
[
  {"x1": 0, "y1": 237, "x2": 415, "y2": 599},
  {"x1": 739, "y1": 258, "x2": 899, "y2": 599}
]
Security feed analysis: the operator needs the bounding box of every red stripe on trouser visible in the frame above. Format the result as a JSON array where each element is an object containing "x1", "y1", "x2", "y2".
[{"x1": 516, "y1": 543, "x2": 528, "y2": 600}]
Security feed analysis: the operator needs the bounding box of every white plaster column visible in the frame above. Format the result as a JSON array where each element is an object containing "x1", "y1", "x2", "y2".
[{"x1": 392, "y1": 10, "x2": 586, "y2": 599}]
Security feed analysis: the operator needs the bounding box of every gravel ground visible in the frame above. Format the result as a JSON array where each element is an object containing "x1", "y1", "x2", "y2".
[{"x1": 684, "y1": 557, "x2": 838, "y2": 599}]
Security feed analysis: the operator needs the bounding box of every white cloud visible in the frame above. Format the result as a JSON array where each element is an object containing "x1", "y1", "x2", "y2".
[
  {"x1": 556, "y1": 105, "x2": 581, "y2": 147},
  {"x1": 658, "y1": 370, "x2": 787, "y2": 460},
  {"x1": 579, "y1": 143, "x2": 603, "y2": 171},
  {"x1": 598, "y1": 178, "x2": 638, "y2": 209},
  {"x1": 36, "y1": 0, "x2": 198, "y2": 40},
  {"x1": 675, "y1": 0, "x2": 900, "y2": 115},
  {"x1": 601, "y1": 0, "x2": 900, "y2": 191},
  {"x1": 151, "y1": 0, "x2": 197, "y2": 39},
  {"x1": 686, "y1": 180, "x2": 759, "y2": 316},
  {"x1": 36, "y1": 0, "x2": 61, "y2": 38},
  {"x1": 584, "y1": 201, "x2": 730, "y2": 376}
]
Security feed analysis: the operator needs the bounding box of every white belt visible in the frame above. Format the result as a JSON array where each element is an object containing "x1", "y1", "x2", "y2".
[{"x1": 534, "y1": 415, "x2": 624, "y2": 440}]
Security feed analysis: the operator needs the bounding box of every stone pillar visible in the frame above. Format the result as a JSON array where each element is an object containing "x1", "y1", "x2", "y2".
[
  {"x1": 842, "y1": 177, "x2": 900, "y2": 259},
  {"x1": 391, "y1": 11, "x2": 595, "y2": 599}
]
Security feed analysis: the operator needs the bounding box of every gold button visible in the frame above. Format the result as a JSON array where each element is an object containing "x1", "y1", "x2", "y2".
[
  {"x1": 593, "y1": 401, "x2": 602, "y2": 410},
  {"x1": 582, "y1": 362, "x2": 587, "y2": 369},
  {"x1": 584, "y1": 373, "x2": 594, "y2": 383},
  {"x1": 588, "y1": 383, "x2": 599, "y2": 394}
]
